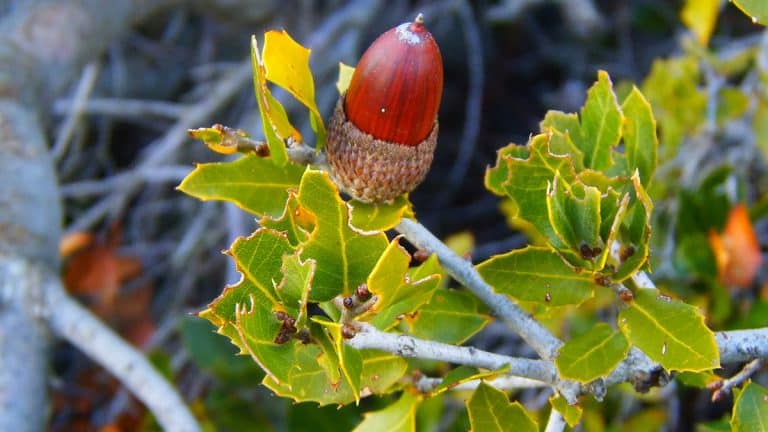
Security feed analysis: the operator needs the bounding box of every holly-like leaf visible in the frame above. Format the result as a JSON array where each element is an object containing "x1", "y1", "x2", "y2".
[
  {"x1": 467, "y1": 382, "x2": 538, "y2": 432},
  {"x1": 251, "y1": 36, "x2": 296, "y2": 165},
  {"x1": 555, "y1": 323, "x2": 629, "y2": 382},
  {"x1": 485, "y1": 134, "x2": 578, "y2": 245},
  {"x1": 579, "y1": 70, "x2": 623, "y2": 171},
  {"x1": 429, "y1": 366, "x2": 503, "y2": 396},
  {"x1": 313, "y1": 318, "x2": 363, "y2": 403},
  {"x1": 540, "y1": 111, "x2": 585, "y2": 170},
  {"x1": 476, "y1": 246, "x2": 597, "y2": 307},
  {"x1": 732, "y1": 0, "x2": 768, "y2": 25},
  {"x1": 618, "y1": 289, "x2": 720, "y2": 372},
  {"x1": 621, "y1": 87, "x2": 658, "y2": 186},
  {"x1": 297, "y1": 169, "x2": 388, "y2": 301},
  {"x1": 337, "y1": 62, "x2": 355, "y2": 94},
  {"x1": 361, "y1": 238, "x2": 441, "y2": 330},
  {"x1": 731, "y1": 382, "x2": 768, "y2": 432},
  {"x1": 347, "y1": 195, "x2": 414, "y2": 234},
  {"x1": 178, "y1": 154, "x2": 305, "y2": 218},
  {"x1": 262, "y1": 30, "x2": 327, "y2": 148},
  {"x1": 613, "y1": 173, "x2": 653, "y2": 282},
  {"x1": 546, "y1": 175, "x2": 603, "y2": 262},
  {"x1": 401, "y1": 289, "x2": 491, "y2": 345},
  {"x1": 259, "y1": 192, "x2": 312, "y2": 247},
  {"x1": 549, "y1": 394, "x2": 583, "y2": 428},
  {"x1": 353, "y1": 392, "x2": 420, "y2": 432},
  {"x1": 682, "y1": 0, "x2": 721, "y2": 46},
  {"x1": 276, "y1": 253, "x2": 314, "y2": 328}
]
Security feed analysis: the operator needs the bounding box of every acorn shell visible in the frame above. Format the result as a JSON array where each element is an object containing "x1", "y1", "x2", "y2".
[{"x1": 327, "y1": 97, "x2": 438, "y2": 203}]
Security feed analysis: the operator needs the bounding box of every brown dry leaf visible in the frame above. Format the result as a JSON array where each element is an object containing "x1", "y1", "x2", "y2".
[
  {"x1": 59, "y1": 231, "x2": 95, "y2": 258},
  {"x1": 708, "y1": 204, "x2": 763, "y2": 288}
]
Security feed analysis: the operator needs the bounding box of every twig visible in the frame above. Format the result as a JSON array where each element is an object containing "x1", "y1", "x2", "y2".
[
  {"x1": 544, "y1": 408, "x2": 567, "y2": 432},
  {"x1": 347, "y1": 322, "x2": 558, "y2": 384},
  {"x1": 395, "y1": 218, "x2": 563, "y2": 360},
  {"x1": 711, "y1": 358, "x2": 764, "y2": 401},
  {"x1": 415, "y1": 374, "x2": 548, "y2": 393},
  {"x1": 716, "y1": 328, "x2": 768, "y2": 363},
  {"x1": 54, "y1": 97, "x2": 185, "y2": 120},
  {"x1": 52, "y1": 62, "x2": 101, "y2": 161},
  {"x1": 44, "y1": 275, "x2": 200, "y2": 432},
  {"x1": 609, "y1": 242, "x2": 655, "y2": 290}
]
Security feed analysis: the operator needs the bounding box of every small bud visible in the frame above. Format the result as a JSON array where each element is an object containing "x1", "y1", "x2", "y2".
[{"x1": 343, "y1": 296, "x2": 355, "y2": 309}]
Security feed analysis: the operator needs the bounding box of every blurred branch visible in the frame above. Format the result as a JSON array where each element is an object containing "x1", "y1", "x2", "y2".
[
  {"x1": 711, "y1": 358, "x2": 764, "y2": 402},
  {"x1": 415, "y1": 374, "x2": 548, "y2": 393},
  {"x1": 54, "y1": 97, "x2": 185, "y2": 120},
  {"x1": 544, "y1": 409, "x2": 566, "y2": 432}
]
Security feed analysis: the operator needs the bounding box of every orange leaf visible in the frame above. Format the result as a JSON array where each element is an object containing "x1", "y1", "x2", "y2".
[{"x1": 708, "y1": 204, "x2": 763, "y2": 288}]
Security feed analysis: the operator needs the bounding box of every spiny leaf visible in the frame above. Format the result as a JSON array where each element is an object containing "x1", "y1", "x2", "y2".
[
  {"x1": 549, "y1": 394, "x2": 583, "y2": 428},
  {"x1": 178, "y1": 154, "x2": 305, "y2": 218},
  {"x1": 731, "y1": 382, "x2": 768, "y2": 432},
  {"x1": 467, "y1": 382, "x2": 538, "y2": 432},
  {"x1": 476, "y1": 246, "x2": 597, "y2": 307},
  {"x1": 555, "y1": 323, "x2": 629, "y2": 383},
  {"x1": 540, "y1": 110, "x2": 585, "y2": 170},
  {"x1": 731, "y1": 0, "x2": 768, "y2": 25},
  {"x1": 613, "y1": 173, "x2": 653, "y2": 281},
  {"x1": 429, "y1": 366, "x2": 504, "y2": 396},
  {"x1": 297, "y1": 169, "x2": 388, "y2": 301},
  {"x1": 546, "y1": 175, "x2": 603, "y2": 264},
  {"x1": 276, "y1": 253, "x2": 314, "y2": 328},
  {"x1": 621, "y1": 86, "x2": 658, "y2": 187},
  {"x1": 353, "y1": 392, "x2": 420, "y2": 432},
  {"x1": 313, "y1": 317, "x2": 363, "y2": 403},
  {"x1": 262, "y1": 30, "x2": 327, "y2": 148},
  {"x1": 259, "y1": 192, "x2": 311, "y2": 247},
  {"x1": 401, "y1": 289, "x2": 491, "y2": 345},
  {"x1": 579, "y1": 70, "x2": 623, "y2": 171},
  {"x1": 618, "y1": 289, "x2": 720, "y2": 372},
  {"x1": 347, "y1": 195, "x2": 414, "y2": 234}
]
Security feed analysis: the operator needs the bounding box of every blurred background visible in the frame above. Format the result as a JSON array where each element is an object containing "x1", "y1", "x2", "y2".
[{"x1": 26, "y1": 0, "x2": 767, "y2": 430}]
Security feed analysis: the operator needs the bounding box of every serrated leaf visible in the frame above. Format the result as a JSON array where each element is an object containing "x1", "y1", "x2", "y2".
[
  {"x1": 251, "y1": 36, "x2": 294, "y2": 165},
  {"x1": 467, "y1": 382, "x2": 538, "y2": 432},
  {"x1": 262, "y1": 30, "x2": 327, "y2": 148},
  {"x1": 361, "y1": 237, "x2": 441, "y2": 330},
  {"x1": 201, "y1": 228, "x2": 293, "y2": 332},
  {"x1": 259, "y1": 192, "x2": 311, "y2": 246},
  {"x1": 549, "y1": 394, "x2": 583, "y2": 428},
  {"x1": 618, "y1": 289, "x2": 720, "y2": 372},
  {"x1": 188, "y1": 126, "x2": 250, "y2": 155},
  {"x1": 348, "y1": 195, "x2": 414, "y2": 234},
  {"x1": 731, "y1": 382, "x2": 768, "y2": 432},
  {"x1": 477, "y1": 246, "x2": 597, "y2": 307},
  {"x1": 353, "y1": 392, "x2": 419, "y2": 432},
  {"x1": 264, "y1": 346, "x2": 407, "y2": 406},
  {"x1": 235, "y1": 295, "x2": 296, "y2": 384},
  {"x1": 430, "y1": 366, "x2": 503, "y2": 396},
  {"x1": 621, "y1": 87, "x2": 658, "y2": 186},
  {"x1": 682, "y1": 0, "x2": 721, "y2": 46},
  {"x1": 314, "y1": 318, "x2": 363, "y2": 403},
  {"x1": 485, "y1": 134, "x2": 577, "y2": 245},
  {"x1": 277, "y1": 253, "x2": 314, "y2": 328},
  {"x1": 297, "y1": 169, "x2": 388, "y2": 301},
  {"x1": 337, "y1": 62, "x2": 355, "y2": 94},
  {"x1": 555, "y1": 323, "x2": 629, "y2": 382},
  {"x1": 546, "y1": 175, "x2": 602, "y2": 261},
  {"x1": 614, "y1": 173, "x2": 653, "y2": 281},
  {"x1": 579, "y1": 70, "x2": 623, "y2": 171},
  {"x1": 540, "y1": 110, "x2": 585, "y2": 170},
  {"x1": 401, "y1": 289, "x2": 491, "y2": 344},
  {"x1": 178, "y1": 154, "x2": 304, "y2": 218},
  {"x1": 732, "y1": 0, "x2": 768, "y2": 25}
]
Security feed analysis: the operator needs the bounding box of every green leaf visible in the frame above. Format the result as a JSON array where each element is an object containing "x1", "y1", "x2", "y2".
[
  {"x1": 477, "y1": 246, "x2": 597, "y2": 307},
  {"x1": 251, "y1": 36, "x2": 294, "y2": 165},
  {"x1": 549, "y1": 394, "x2": 583, "y2": 428},
  {"x1": 555, "y1": 323, "x2": 630, "y2": 382},
  {"x1": 682, "y1": 0, "x2": 721, "y2": 45},
  {"x1": 731, "y1": 382, "x2": 768, "y2": 432},
  {"x1": 401, "y1": 289, "x2": 491, "y2": 344},
  {"x1": 313, "y1": 318, "x2": 364, "y2": 403},
  {"x1": 353, "y1": 392, "x2": 420, "y2": 432},
  {"x1": 262, "y1": 30, "x2": 327, "y2": 148},
  {"x1": 540, "y1": 111, "x2": 585, "y2": 170},
  {"x1": 621, "y1": 87, "x2": 658, "y2": 186},
  {"x1": 348, "y1": 195, "x2": 414, "y2": 234},
  {"x1": 732, "y1": 0, "x2": 768, "y2": 25},
  {"x1": 429, "y1": 366, "x2": 504, "y2": 396},
  {"x1": 297, "y1": 169, "x2": 388, "y2": 301},
  {"x1": 618, "y1": 289, "x2": 720, "y2": 372},
  {"x1": 546, "y1": 175, "x2": 603, "y2": 261},
  {"x1": 485, "y1": 134, "x2": 578, "y2": 245},
  {"x1": 467, "y1": 382, "x2": 538, "y2": 432},
  {"x1": 361, "y1": 237, "x2": 441, "y2": 330},
  {"x1": 614, "y1": 174, "x2": 653, "y2": 281},
  {"x1": 277, "y1": 253, "x2": 314, "y2": 328},
  {"x1": 579, "y1": 70, "x2": 623, "y2": 171},
  {"x1": 259, "y1": 192, "x2": 311, "y2": 247},
  {"x1": 178, "y1": 154, "x2": 305, "y2": 218}
]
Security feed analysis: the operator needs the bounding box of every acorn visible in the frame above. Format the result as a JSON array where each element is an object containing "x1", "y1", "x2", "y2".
[{"x1": 327, "y1": 13, "x2": 443, "y2": 203}]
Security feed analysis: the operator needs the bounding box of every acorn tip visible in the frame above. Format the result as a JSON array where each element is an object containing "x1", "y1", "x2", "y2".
[{"x1": 414, "y1": 13, "x2": 425, "y2": 25}]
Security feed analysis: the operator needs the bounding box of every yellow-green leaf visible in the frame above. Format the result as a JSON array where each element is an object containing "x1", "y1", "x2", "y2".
[
  {"x1": 549, "y1": 394, "x2": 583, "y2": 428},
  {"x1": 259, "y1": 192, "x2": 311, "y2": 247},
  {"x1": 618, "y1": 289, "x2": 720, "y2": 372},
  {"x1": 621, "y1": 86, "x2": 658, "y2": 187},
  {"x1": 731, "y1": 382, "x2": 768, "y2": 432},
  {"x1": 401, "y1": 289, "x2": 491, "y2": 345},
  {"x1": 348, "y1": 195, "x2": 414, "y2": 234},
  {"x1": 429, "y1": 366, "x2": 503, "y2": 396},
  {"x1": 682, "y1": 0, "x2": 721, "y2": 46},
  {"x1": 313, "y1": 317, "x2": 363, "y2": 403},
  {"x1": 178, "y1": 154, "x2": 304, "y2": 218},
  {"x1": 546, "y1": 175, "x2": 603, "y2": 263},
  {"x1": 297, "y1": 169, "x2": 388, "y2": 301},
  {"x1": 467, "y1": 382, "x2": 537, "y2": 432},
  {"x1": 477, "y1": 246, "x2": 597, "y2": 307},
  {"x1": 337, "y1": 62, "x2": 355, "y2": 94},
  {"x1": 276, "y1": 253, "x2": 314, "y2": 328},
  {"x1": 353, "y1": 392, "x2": 420, "y2": 432},
  {"x1": 732, "y1": 0, "x2": 768, "y2": 25},
  {"x1": 579, "y1": 70, "x2": 623, "y2": 171},
  {"x1": 262, "y1": 30, "x2": 327, "y2": 148},
  {"x1": 555, "y1": 323, "x2": 629, "y2": 383}
]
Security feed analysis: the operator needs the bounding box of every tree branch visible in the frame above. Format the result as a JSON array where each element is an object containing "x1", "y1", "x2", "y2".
[
  {"x1": 415, "y1": 374, "x2": 548, "y2": 393},
  {"x1": 544, "y1": 408, "x2": 567, "y2": 432}
]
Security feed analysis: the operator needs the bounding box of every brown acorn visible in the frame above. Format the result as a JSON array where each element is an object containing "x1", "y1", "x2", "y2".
[{"x1": 327, "y1": 13, "x2": 443, "y2": 203}]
